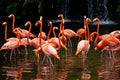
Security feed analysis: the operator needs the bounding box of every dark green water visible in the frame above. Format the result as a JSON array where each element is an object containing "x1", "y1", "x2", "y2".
[{"x1": 0, "y1": 38, "x2": 120, "y2": 80}]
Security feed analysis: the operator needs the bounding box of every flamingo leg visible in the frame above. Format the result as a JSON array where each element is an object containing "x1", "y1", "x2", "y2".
[
  {"x1": 16, "y1": 48, "x2": 21, "y2": 55},
  {"x1": 42, "y1": 55, "x2": 46, "y2": 64},
  {"x1": 25, "y1": 46, "x2": 28, "y2": 55},
  {"x1": 47, "y1": 56, "x2": 54, "y2": 68},
  {"x1": 13, "y1": 49, "x2": 16, "y2": 58},
  {"x1": 4, "y1": 50, "x2": 9, "y2": 59},
  {"x1": 10, "y1": 50, "x2": 13, "y2": 60}
]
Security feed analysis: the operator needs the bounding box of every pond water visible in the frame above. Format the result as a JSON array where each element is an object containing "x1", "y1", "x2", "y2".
[{"x1": 0, "y1": 38, "x2": 120, "y2": 80}]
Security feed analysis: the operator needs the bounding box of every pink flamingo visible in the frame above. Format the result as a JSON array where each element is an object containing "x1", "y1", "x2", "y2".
[
  {"x1": 0, "y1": 29, "x2": 21, "y2": 60},
  {"x1": 76, "y1": 16, "x2": 87, "y2": 40},
  {"x1": 30, "y1": 17, "x2": 45, "y2": 49},
  {"x1": 47, "y1": 21, "x2": 67, "y2": 50},
  {"x1": 109, "y1": 30, "x2": 120, "y2": 39},
  {"x1": 20, "y1": 21, "x2": 33, "y2": 55},
  {"x1": 75, "y1": 17, "x2": 91, "y2": 64},
  {"x1": 90, "y1": 17, "x2": 111, "y2": 42},
  {"x1": 8, "y1": 13, "x2": 36, "y2": 38},
  {"x1": 34, "y1": 32, "x2": 65, "y2": 67},
  {"x1": 58, "y1": 14, "x2": 78, "y2": 47},
  {"x1": 94, "y1": 33, "x2": 120, "y2": 59}
]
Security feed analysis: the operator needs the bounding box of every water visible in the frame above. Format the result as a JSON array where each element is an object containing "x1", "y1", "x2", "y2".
[{"x1": 0, "y1": 39, "x2": 120, "y2": 80}]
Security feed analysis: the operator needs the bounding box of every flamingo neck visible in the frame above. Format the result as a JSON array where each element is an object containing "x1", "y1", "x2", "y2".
[
  {"x1": 55, "y1": 33, "x2": 62, "y2": 50},
  {"x1": 86, "y1": 21, "x2": 90, "y2": 41},
  {"x1": 53, "y1": 27, "x2": 58, "y2": 37},
  {"x1": 12, "y1": 15, "x2": 15, "y2": 30},
  {"x1": 47, "y1": 22, "x2": 52, "y2": 40},
  {"x1": 94, "y1": 32, "x2": 106, "y2": 48},
  {"x1": 27, "y1": 21, "x2": 32, "y2": 45},
  {"x1": 4, "y1": 23, "x2": 8, "y2": 41},
  {"x1": 97, "y1": 20, "x2": 100, "y2": 36}
]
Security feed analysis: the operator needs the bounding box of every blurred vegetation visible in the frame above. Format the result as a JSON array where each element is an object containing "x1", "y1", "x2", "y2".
[
  {"x1": 117, "y1": 4, "x2": 120, "y2": 20},
  {"x1": 0, "y1": 0, "x2": 61, "y2": 23}
]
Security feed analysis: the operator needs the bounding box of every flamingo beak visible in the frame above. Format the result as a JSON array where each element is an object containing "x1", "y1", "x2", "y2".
[
  {"x1": 94, "y1": 47, "x2": 98, "y2": 51},
  {"x1": 53, "y1": 54, "x2": 60, "y2": 60},
  {"x1": 75, "y1": 50, "x2": 79, "y2": 55}
]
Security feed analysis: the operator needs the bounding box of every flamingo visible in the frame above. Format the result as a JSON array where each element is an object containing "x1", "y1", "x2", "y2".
[
  {"x1": 90, "y1": 17, "x2": 111, "y2": 41},
  {"x1": 37, "y1": 16, "x2": 47, "y2": 40},
  {"x1": 102, "y1": 45, "x2": 120, "y2": 52},
  {"x1": 0, "y1": 29, "x2": 21, "y2": 60},
  {"x1": 75, "y1": 17, "x2": 91, "y2": 64},
  {"x1": 109, "y1": 30, "x2": 120, "y2": 39},
  {"x1": 2, "y1": 22, "x2": 20, "y2": 56},
  {"x1": 94, "y1": 31, "x2": 120, "y2": 59},
  {"x1": 58, "y1": 14, "x2": 78, "y2": 47},
  {"x1": 8, "y1": 13, "x2": 36, "y2": 38},
  {"x1": 30, "y1": 17, "x2": 45, "y2": 49},
  {"x1": 76, "y1": 16, "x2": 87, "y2": 40},
  {"x1": 19, "y1": 21, "x2": 33, "y2": 55},
  {"x1": 2, "y1": 22, "x2": 19, "y2": 42},
  {"x1": 47, "y1": 21, "x2": 67, "y2": 50},
  {"x1": 34, "y1": 32, "x2": 65, "y2": 67}
]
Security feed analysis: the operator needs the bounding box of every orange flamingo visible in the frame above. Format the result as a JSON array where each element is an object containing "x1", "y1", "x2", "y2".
[
  {"x1": 20, "y1": 21, "x2": 33, "y2": 55},
  {"x1": 2, "y1": 22, "x2": 21, "y2": 56},
  {"x1": 58, "y1": 14, "x2": 78, "y2": 47},
  {"x1": 0, "y1": 29, "x2": 21, "y2": 60},
  {"x1": 8, "y1": 13, "x2": 36, "y2": 38},
  {"x1": 34, "y1": 32, "x2": 65, "y2": 67},
  {"x1": 47, "y1": 21, "x2": 67, "y2": 50},
  {"x1": 37, "y1": 16, "x2": 47, "y2": 40},
  {"x1": 94, "y1": 32, "x2": 120, "y2": 59},
  {"x1": 109, "y1": 30, "x2": 120, "y2": 39},
  {"x1": 90, "y1": 17, "x2": 111, "y2": 42},
  {"x1": 102, "y1": 45, "x2": 120, "y2": 52},
  {"x1": 2, "y1": 22, "x2": 19, "y2": 42},
  {"x1": 75, "y1": 17, "x2": 91, "y2": 64},
  {"x1": 76, "y1": 16, "x2": 87, "y2": 40},
  {"x1": 30, "y1": 19, "x2": 45, "y2": 49}
]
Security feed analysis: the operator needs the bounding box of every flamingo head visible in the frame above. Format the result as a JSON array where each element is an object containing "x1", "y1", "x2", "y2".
[
  {"x1": 8, "y1": 13, "x2": 14, "y2": 18},
  {"x1": 86, "y1": 18, "x2": 92, "y2": 22},
  {"x1": 33, "y1": 47, "x2": 42, "y2": 57},
  {"x1": 13, "y1": 27, "x2": 21, "y2": 35},
  {"x1": 40, "y1": 16, "x2": 43, "y2": 21},
  {"x1": 48, "y1": 21, "x2": 52, "y2": 26},
  {"x1": 0, "y1": 45, "x2": 9, "y2": 50},
  {"x1": 35, "y1": 20, "x2": 42, "y2": 27},
  {"x1": 58, "y1": 14, "x2": 63, "y2": 18},
  {"x1": 25, "y1": 21, "x2": 30, "y2": 27},
  {"x1": 2, "y1": 22, "x2": 7, "y2": 26},
  {"x1": 53, "y1": 54, "x2": 60, "y2": 60},
  {"x1": 93, "y1": 17, "x2": 100, "y2": 22}
]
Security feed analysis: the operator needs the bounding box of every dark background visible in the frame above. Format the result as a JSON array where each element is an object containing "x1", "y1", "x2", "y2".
[{"x1": 0, "y1": 0, "x2": 120, "y2": 46}]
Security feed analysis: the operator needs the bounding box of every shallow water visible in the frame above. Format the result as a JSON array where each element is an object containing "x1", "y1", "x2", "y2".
[{"x1": 0, "y1": 38, "x2": 120, "y2": 80}]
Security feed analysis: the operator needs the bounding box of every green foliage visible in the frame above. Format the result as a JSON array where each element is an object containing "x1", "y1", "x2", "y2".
[{"x1": 117, "y1": 5, "x2": 120, "y2": 17}]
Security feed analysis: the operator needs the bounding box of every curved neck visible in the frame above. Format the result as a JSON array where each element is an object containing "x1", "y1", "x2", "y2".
[
  {"x1": 47, "y1": 22, "x2": 52, "y2": 40},
  {"x1": 12, "y1": 15, "x2": 15, "y2": 30},
  {"x1": 53, "y1": 27, "x2": 58, "y2": 37},
  {"x1": 3, "y1": 22, "x2": 8, "y2": 41},
  {"x1": 97, "y1": 20, "x2": 100, "y2": 36},
  {"x1": 25, "y1": 21, "x2": 32, "y2": 44},
  {"x1": 35, "y1": 21, "x2": 42, "y2": 47},
  {"x1": 55, "y1": 32, "x2": 62, "y2": 50},
  {"x1": 93, "y1": 32, "x2": 105, "y2": 48},
  {"x1": 86, "y1": 20, "x2": 90, "y2": 41},
  {"x1": 85, "y1": 18, "x2": 91, "y2": 41},
  {"x1": 84, "y1": 18, "x2": 87, "y2": 40}
]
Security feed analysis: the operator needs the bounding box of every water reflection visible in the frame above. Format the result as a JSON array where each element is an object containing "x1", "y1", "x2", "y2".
[
  {"x1": 81, "y1": 63, "x2": 91, "y2": 80},
  {"x1": 0, "y1": 46, "x2": 120, "y2": 80},
  {"x1": 97, "y1": 56, "x2": 120, "y2": 80},
  {"x1": 1, "y1": 54, "x2": 33, "y2": 80}
]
